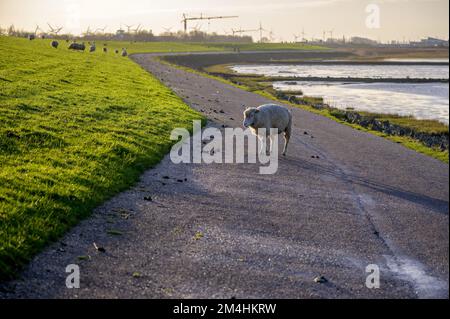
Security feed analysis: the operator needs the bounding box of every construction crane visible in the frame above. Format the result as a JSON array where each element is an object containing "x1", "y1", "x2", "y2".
[
  {"x1": 232, "y1": 23, "x2": 269, "y2": 43},
  {"x1": 232, "y1": 28, "x2": 259, "y2": 36},
  {"x1": 181, "y1": 13, "x2": 238, "y2": 33}
]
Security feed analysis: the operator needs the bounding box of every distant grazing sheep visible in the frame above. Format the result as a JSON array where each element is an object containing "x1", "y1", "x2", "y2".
[
  {"x1": 243, "y1": 104, "x2": 292, "y2": 156},
  {"x1": 89, "y1": 42, "x2": 96, "y2": 52},
  {"x1": 103, "y1": 47, "x2": 107, "y2": 53},
  {"x1": 51, "y1": 40, "x2": 59, "y2": 48},
  {"x1": 28, "y1": 34, "x2": 35, "y2": 41},
  {"x1": 68, "y1": 42, "x2": 85, "y2": 51},
  {"x1": 114, "y1": 49, "x2": 119, "y2": 54},
  {"x1": 121, "y1": 48, "x2": 128, "y2": 57}
]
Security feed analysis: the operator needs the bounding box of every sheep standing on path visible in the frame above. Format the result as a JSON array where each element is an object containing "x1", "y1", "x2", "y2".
[
  {"x1": 243, "y1": 104, "x2": 292, "y2": 156},
  {"x1": 51, "y1": 40, "x2": 59, "y2": 48}
]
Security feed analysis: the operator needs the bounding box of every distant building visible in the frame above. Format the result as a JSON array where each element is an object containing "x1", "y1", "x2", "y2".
[
  {"x1": 410, "y1": 37, "x2": 449, "y2": 48},
  {"x1": 115, "y1": 29, "x2": 125, "y2": 39},
  {"x1": 349, "y1": 36, "x2": 378, "y2": 46}
]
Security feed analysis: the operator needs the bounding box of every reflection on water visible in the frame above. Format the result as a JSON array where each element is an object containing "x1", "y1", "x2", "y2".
[
  {"x1": 231, "y1": 64, "x2": 449, "y2": 79},
  {"x1": 231, "y1": 64, "x2": 449, "y2": 124},
  {"x1": 274, "y1": 81, "x2": 449, "y2": 124}
]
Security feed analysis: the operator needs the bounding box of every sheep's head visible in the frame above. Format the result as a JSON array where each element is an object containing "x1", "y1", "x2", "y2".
[{"x1": 243, "y1": 107, "x2": 259, "y2": 128}]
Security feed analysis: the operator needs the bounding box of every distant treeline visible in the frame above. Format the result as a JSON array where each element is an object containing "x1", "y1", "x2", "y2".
[{"x1": 0, "y1": 25, "x2": 253, "y2": 43}]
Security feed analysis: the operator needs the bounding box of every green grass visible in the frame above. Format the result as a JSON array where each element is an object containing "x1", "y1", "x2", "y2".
[
  {"x1": 92, "y1": 41, "x2": 226, "y2": 54},
  {"x1": 356, "y1": 112, "x2": 448, "y2": 135},
  {"x1": 42, "y1": 40, "x2": 325, "y2": 55},
  {"x1": 0, "y1": 36, "x2": 207, "y2": 279},
  {"x1": 204, "y1": 42, "x2": 326, "y2": 51}
]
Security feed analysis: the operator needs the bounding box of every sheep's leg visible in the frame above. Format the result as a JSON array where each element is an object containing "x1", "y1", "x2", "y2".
[
  {"x1": 258, "y1": 135, "x2": 265, "y2": 155},
  {"x1": 266, "y1": 133, "x2": 272, "y2": 155},
  {"x1": 266, "y1": 132, "x2": 272, "y2": 155},
  {"x1": 283, "y1": 129, "x2": 291, "y2": 156}
]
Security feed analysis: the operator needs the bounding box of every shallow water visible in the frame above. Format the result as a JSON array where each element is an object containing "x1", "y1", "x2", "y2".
[
  {"x1": 274, "y1": 81, "x2": 449, "y2": 124},
  {"x1": 383, "y1": 58, "x2": 449, "y2": 63},
  {"x1": 231, "y1": 64, "x2": 449, "y2": 79},
  {"x1": 232, "y1": 64, "x2": 449, "y2": 124}
]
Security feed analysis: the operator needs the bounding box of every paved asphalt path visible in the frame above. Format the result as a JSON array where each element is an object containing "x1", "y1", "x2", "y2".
[{"x1": 1, "y1": 52, "x2": 448, "y2": 299}]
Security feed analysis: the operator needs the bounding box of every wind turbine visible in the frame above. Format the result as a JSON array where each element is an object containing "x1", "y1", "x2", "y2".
[
  {"x1": 191, "y1": 23, "x2": 202, "y2": 32},
  {"x1": 82, "y1": 26, "x2": 92, "y2": 37},
  {"x1": 47, "y1": 23, "x2": 63, "y2": 35},
  {"x1": 34, "y1": 24, "x2": 44, "y2": 35},
  {"x1": 133, "y1": 24, "x2": 142, "y2": 34},
  {"x1": 301, "y1": 28, "x2": 307, "y2": 42},
  {"x1": 257, "y1": 22, "x2": 267, "y2": 43},
  {"x1": 94, "y1": 26, "x2": 107, "y2": 34},
  {"x1": 268, "y1": 29, "x2": 275, "y2": 43},
  {"x1": 328, "y1": 29, "x2": 334, "y2": 41},
  {"x1": 125, "y1": 24, "x2": 134, "y2": 33}
]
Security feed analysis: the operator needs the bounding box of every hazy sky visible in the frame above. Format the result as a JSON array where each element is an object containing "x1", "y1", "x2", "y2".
[{"x1": 0, "y1": 0, "x2": 448, "y2": 42}]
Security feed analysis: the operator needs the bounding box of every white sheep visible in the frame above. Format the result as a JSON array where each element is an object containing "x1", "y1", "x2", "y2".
[
  {"x1": 243, "y1": 104, "x2": 292, "y2": 156},
  {"x1": 121, "y1": 48, "x2": 128, "y2": 57}
]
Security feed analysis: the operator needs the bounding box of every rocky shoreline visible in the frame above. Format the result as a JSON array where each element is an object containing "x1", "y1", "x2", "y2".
[{"x1": 276, "y1": 91, "x2": 449, "y2": 151}]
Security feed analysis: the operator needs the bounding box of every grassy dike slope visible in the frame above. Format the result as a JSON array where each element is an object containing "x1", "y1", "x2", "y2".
[{"x1": 0, "y1": 36, "x2": 206, "y2": 279}]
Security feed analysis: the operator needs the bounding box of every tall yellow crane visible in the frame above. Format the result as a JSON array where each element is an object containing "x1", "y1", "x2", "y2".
[{"x1": 182, "y1": 13, "x2": 238, "y2": 33}]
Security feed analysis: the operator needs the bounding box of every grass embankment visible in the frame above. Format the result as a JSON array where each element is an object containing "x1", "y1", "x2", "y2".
[
  {"x1": 90, "y1": 41, "x2": 225, "y2": 54},
  {"x1": 52, "y1": 41, "x2": 325, "y2": 55},
  {"x1": 204, "y1": 42, "x2": 326, "y2": 51},
  {"x1": 0, "y1": 36, "x2": 207, "y2": 279},
  {"x1": 171, "y1": 61, "x2": 449, "y2": 162}
]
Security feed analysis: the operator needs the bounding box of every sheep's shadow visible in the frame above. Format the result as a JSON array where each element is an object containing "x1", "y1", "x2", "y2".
[{"x1": 282, "y1": 156, "x2": 449, "y2": 216}]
